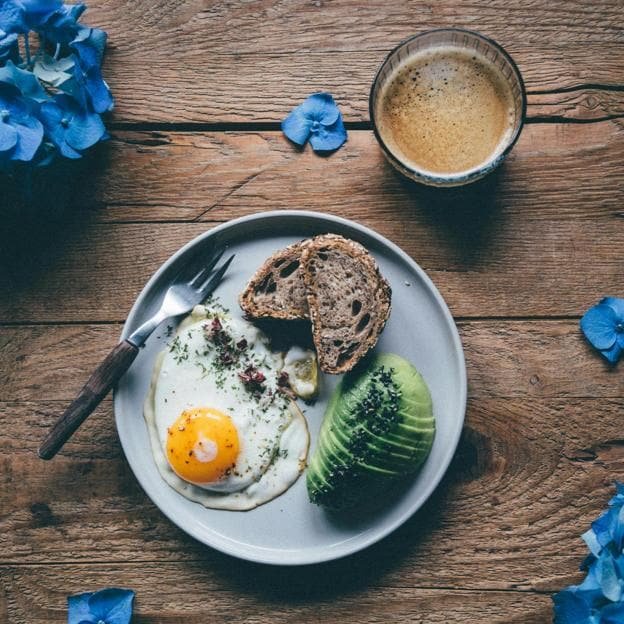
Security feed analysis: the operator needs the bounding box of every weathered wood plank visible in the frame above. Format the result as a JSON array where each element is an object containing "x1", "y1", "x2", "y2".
[
  {"x1": 1, "y1": 396, "x2": 622, "y2": 593},
  {"x1": 527, "y1": 88, "x2": 624, "y2": 121},
  {"x1": 0, "y1": 563, "x2": 554, "y2": 623},
  {"x1": 2, "y1": 322, "x2": 623, "y2": 403},
  {"x1": 88, "y1": 121, "x2": 622, "y2": 222},
  {"x1": 1, "y1": 123, "x2": 622, "y2": 322},
  {"x1": 80, "y1": 0, "x2": 624, "y2": 122}
]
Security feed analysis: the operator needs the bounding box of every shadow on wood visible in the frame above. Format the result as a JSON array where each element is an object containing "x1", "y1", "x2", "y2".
[
  {"x1": 392, "y1": 161, "x2": 507, "y2": 268},
  {"x1": 0, "y1": 148, "x2": 110, "y2": 299},
  {"x1": 197, "y1": 472, "x2": 458, "y2": 603}
]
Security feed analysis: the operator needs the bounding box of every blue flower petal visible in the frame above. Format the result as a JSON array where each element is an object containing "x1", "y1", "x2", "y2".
[
  {"x1": 35, "y1": 3, "x2": 85, "y2": 44},
  {"x1": 70, "y1": 35, "x2": 114, "y2": 112},
  {"x1": 38, "y1": 98, "x2": 82, "y2": 158},
  {"x1": 0, "y1": 1, "x2": 27, "y2": 33},
  {"x1": 282, "y1": 109, "x2": 312, "y2": 146},
  {"x1": 592, "y1": 509, "x2": 617, "y2": 550},
  {"x1": 299, "y1": 92, "x2": 340, "y2": 126},
  {"x1": 85, "y1": 71, "x2": 114, "y2": 113},
  {"x1": 601, "y1": 297, "x2": 624, "y2": 319},
  {"x1": 65, "y1": 112, "x2": 105, "y2": 151},
  {"x1": 0, "y1": 121, "x2": 18, "y2": 151},
  {"x1": 552, "y1": 588, "x2": 593, "y2": 624},
  {"x1": 38, "y1": 99, "x2": 63, "y2": 127},
  {"x1": 610, "y1": 506, "x2": 624, "y2": 550},
  {"x1": 601, "y1": 341, "x2": 622, "y2": 364},
  {"x1": 603, "y1": 601, "x2": 624, "y2": 624},
  {"x1": 88, "y1": 588, "x2": 135, "y2": 624},
  {"x1": 21, "y1": 0, "x2": 62, "y2": 17},
  {"x1": 596, "y1": 551, "x2": 622, "y2": 602},
  {"x1": 11, "y1": 115, "x2": 43, "y2": 161},
  {"x1": 309, "y1": 115, "x2": 347, "y2": 152},
  {"x1": 581, "y1": 304, "x2": 618, "y2": 350},
  {"x1": 72, "y1": 27, "x2": 107, "y2": 66},
  {"x1": 59, "y1": 140, "x2": 83, "y2": 159},
  {"x1": 68, "y1": 592, "x2": 94, "y2": 624},
  {"x1": 0, "y1": 60, "x2": 48, "y2": 102},
  {"x1": 582, "y1": 528, "x2": 602, "y2": 558}
]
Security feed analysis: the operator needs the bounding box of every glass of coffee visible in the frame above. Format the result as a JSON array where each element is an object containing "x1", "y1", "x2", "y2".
[{"x1": 370, "y1": 28, "x2": 526, "y2": 187}]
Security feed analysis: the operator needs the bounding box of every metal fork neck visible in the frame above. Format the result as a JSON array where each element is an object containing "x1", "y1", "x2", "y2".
[{"x1": 127, "y1": 309, "x2": 168, "y2": 347}]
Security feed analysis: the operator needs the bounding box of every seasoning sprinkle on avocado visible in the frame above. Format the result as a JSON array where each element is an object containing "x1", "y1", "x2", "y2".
[{"x1": 307, "y1": 353, "x2": 435, "y2": 510}]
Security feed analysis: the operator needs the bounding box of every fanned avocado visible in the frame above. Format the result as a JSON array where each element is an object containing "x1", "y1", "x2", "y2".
[{"x1": 307, "y1": 353, "x2": 435, "y2": 509}]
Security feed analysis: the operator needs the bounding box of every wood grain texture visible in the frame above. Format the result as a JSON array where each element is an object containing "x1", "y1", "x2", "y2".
[
  {"x1": 2, "y1": 322, "x2": 624, "y2": 404},
  {"x1": 1, "y1": 123, "x2": 623, "y2": 322},
  {"x1": 2, "y1": 2, "x2": 623, "y2": 621},
  {"x1": 38, "y1": 340, "x2": 139, "y2": 460},
  {"x1": 79, "y1": 0, "x2": 624, "y2": 122},
  {"x1": 0, "y1": 563, "x2": 554, "y2": 623},
  {"x1": 527, "y1": 88, "x2": 624, "y2": 121},
  {"x1": 2, "y1": 396, "x2": 623, "y2": 592},
  {"x1": 89, "y1": 121, "x2": 622, "y2": 222}
]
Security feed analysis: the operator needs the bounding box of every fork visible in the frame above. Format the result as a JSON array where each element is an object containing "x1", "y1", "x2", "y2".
[{"x1": 38, "y1": 249, "x2": 235, "y2": 460}]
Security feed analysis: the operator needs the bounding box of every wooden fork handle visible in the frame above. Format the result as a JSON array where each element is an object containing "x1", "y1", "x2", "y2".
[{"x1": 38, "y1": 340, "x2": 139, "y2": 460}]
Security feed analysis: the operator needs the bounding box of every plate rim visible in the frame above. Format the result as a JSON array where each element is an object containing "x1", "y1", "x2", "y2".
[{"x1": 114, "y1": 210, "x2": 467, "y2": 566}]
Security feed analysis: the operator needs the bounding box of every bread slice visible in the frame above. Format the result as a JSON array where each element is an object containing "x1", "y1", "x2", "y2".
[
  {"x1": 239, "y1": 241, "x2": 309, "y2": 320},
  {"x1": 301, "y1": 234, "x2": 392, "y2": 374}
]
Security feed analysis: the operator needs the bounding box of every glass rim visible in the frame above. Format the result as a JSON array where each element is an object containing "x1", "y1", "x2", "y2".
[{"x1": 368, "y1": 27, "x2": 528, "y2": 185}]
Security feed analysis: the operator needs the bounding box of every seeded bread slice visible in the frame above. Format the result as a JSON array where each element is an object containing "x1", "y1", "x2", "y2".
[
  {"x1": 301, "y1": 234, "x2": 392, "y2": 374},
  {"x1": 239, "y1": 241, "x2": 309, "y2": 320}
]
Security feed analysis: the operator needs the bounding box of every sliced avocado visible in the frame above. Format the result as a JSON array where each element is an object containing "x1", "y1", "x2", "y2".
[{"x1": 307, "y1": 353, "x2": 436, "y2": 509}]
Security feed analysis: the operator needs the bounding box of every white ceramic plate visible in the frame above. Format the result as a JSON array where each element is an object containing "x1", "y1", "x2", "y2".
[{"x1": 114, "y1": 211, "x2": 466, "y2": 565}]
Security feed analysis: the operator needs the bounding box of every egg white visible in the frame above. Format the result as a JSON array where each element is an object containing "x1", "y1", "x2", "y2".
[{"x1": 144, "y1": 305, "x2": 309, "y2": 511}]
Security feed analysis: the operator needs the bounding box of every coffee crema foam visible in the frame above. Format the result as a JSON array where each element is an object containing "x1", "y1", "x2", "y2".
[{"x1": 377, "y1": 45, "x2": 516, "y2": 176}]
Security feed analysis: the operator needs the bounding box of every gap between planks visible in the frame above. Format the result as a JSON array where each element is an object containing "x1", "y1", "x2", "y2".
[
  {"x1": 0, "y1": 560, "x2": 557, "y2": 597},
  {"x1": 0, "y1": 315, "x2": 582, "y2": 327}
]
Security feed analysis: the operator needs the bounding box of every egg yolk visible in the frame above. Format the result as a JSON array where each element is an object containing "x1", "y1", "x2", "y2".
[{"x1": 166, "y1": 407, "x2": 240, "y2": 486}]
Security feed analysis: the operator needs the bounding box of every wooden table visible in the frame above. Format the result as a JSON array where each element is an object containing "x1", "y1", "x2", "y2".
[{"x1": 1, "y1": 1, "x2": 623, "y2": 622}]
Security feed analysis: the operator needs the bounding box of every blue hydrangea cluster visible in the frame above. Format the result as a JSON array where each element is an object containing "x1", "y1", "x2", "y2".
[
  {"x1": 0, "y1": 0, "x2": 112, "y2": 167},
  {"x1": 68, "y1": 588, "x2": 134, "y2": 624},
  {"x1": 553, "y1": 483, "x2": 624, "y2": 623}
]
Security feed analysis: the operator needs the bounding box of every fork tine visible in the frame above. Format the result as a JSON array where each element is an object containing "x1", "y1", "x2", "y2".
[
  {"x1": 189, "y1": 247, "x2": 226, "y2": 286},
  {"x1": 197, "y1": 254, "x2": 235, "y2": 297}
]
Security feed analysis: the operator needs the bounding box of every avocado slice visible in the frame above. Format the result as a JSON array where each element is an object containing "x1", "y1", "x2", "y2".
[{"x1": 307, "y1": 353, "x2": 435, "y2": 509}]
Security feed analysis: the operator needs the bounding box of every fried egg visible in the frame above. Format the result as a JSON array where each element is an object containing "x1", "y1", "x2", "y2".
[{"x1": 144, "y1": 304, "x2": 309, "y2": 510}]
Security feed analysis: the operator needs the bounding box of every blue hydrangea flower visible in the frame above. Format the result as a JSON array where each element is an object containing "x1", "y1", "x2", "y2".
[
  {"x1": 0, "y1": 60, "x2": 47, "y2": 101},
  {"x1": 0, "y1": 82, "x2": 43, "y2": 161},
  {"x1": 282, "y1": 92, "x2": 347, "y2": 152},
  {"x1": 68, "y1": 588, "x2": 134, "y2": 624},
  {"x1": 0, "y1": 0, "x2": 28, "y2": 33},
  {"x1": 553, "y1": 483, "x2": 624, "y2": 623},
  {"x1": 19, "y1": 0, "x2": 63, "y2": 28},
  {"x1": 0, "y1": 0, "x2": 65, "y2": 32},
  {"x1": 0, "y1": 0, "x2": 112, "y2": 166},
  {"x1": 39, "y1": 2, "x2": 86, "y2": 44},
  {"x1": 552, "y1": 586, "x2": 605, "y2": 624},
  {"x1": 583, "y1": 484, "x2": 624, "y2": 560},
  {"x1": 580, "y1": 297, "x2": 624, "y2": 364},
  {"x1": 70, "y1": 28, "x2": 113, "y2": 113},
  {"x1": 38, "y1": 93, "x2": 105, "y2": 158}
]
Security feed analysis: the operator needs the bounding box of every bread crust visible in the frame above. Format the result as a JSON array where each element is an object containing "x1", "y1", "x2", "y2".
[
  {"x1": 301, "y1": 234, "x2": 392, "y2": 374},
  {"x1": 239, "y1": 241, "x2": 310, "y2": 320}
]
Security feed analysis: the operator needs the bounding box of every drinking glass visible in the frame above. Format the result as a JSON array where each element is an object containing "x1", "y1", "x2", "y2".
[{"x1": 369, "y1": 28, "x2": 527, "y2": 187}]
